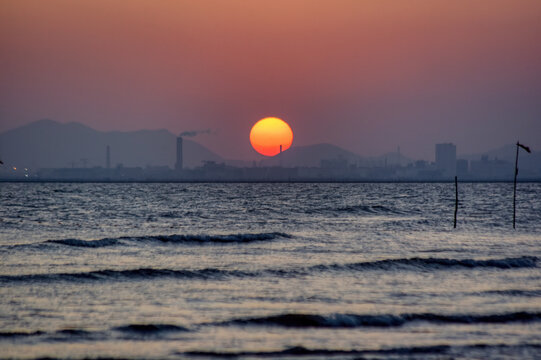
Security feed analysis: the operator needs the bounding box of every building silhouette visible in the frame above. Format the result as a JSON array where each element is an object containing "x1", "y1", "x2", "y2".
[
  {"x1": 456, "y1": 158, "x2": 468, "y2": 177},
  {"x1": 435, "y1": 143, "x2": 456, "y2": 178},
  {"x1": 470, "y1": 155, "x2": 512, "y2": 179}
]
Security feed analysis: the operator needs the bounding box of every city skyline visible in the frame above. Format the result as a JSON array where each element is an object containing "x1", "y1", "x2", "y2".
[
  {"x1": 2, "y1": 0, "x2": 541, "y2": 161},
  {"x1": 0, "y1": 118, "x2": 536, "y2": 164},
  {"x1": 1, "y1": 118, "x2": 538, "y2": 181}
]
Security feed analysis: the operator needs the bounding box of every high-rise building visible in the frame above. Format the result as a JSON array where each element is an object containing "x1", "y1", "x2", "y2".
[
  {"x1": 435, "y1": 143, "x2": 456, "y2": 177},
  {"x1": 175, "y1": 137, "x2": 183, "y2": 170}
]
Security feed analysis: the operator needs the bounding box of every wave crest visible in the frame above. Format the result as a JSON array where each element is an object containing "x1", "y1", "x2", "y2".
[
  {"x1": 0, "y1": 324, "x2": 189, "y2": 340},
  {"x1": 0, "y1": 267, "x2": 252, "y2": 283},
  {"x1": 184, "y1": 343, "x2": 541, "y2": 358},
  {"x1": 335, "y1": 204, "x2": 402, "y2": 214},
  {"x1": 217, "y1": 311, "x2": 541, "y2": 328},
  {"x1": 307, "y1": 204, "x2": 404, "y2": 215},
  {"x1": 114, "y1": 324, "x2": 189, "y2": 334},
  {"x1": 185, "y1": 344, "x2": 450, "y2": 357},
  {"x1": 147, "y1": 232, "x2": 291, "y2": 244},
  {"x1": 312, "y1": 256, "x2": 538, "y2": 272},
  {"x1": 1, "y1": 256, "x2": 536, "y2": 284},
  {"x1": 45, "y1": 232, "x2": 291, "y2": 248},
  {"x1": 47, "y1": 238, "x2": 119, "y2": 248}
]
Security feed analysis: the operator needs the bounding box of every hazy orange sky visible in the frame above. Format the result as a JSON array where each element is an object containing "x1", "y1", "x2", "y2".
[{"x1": 1, "y1": 0, "x2": 540, "y2": 160}]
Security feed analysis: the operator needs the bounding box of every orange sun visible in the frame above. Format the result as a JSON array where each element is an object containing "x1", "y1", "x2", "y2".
[{"x1": 250, "y1": 117, "x2": 293, "y2": 156}]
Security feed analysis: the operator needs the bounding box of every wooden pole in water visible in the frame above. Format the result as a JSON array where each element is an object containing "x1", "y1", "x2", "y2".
[
  {"x1": 512, "y1": 141, "x2": 531, "y2": 229},
  {"x1": 513, "y1": 142, "x2": 519, "y2": 229},
  {"x1": 454, "y1": 176, "x2": 458, "y2": 228}
]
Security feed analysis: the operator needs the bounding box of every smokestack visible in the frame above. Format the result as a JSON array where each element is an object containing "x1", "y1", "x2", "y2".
[
  {"x1": 106, "y1": 145, "x2": 110, "y2": 169},
  {"x1": 175, "y1": 137, "x2": 183, "y2": 170}
]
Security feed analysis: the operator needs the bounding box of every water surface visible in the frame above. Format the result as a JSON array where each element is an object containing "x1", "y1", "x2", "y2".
[{"x1": 1, "y1": 182, "x2": 540, "y2": 359}]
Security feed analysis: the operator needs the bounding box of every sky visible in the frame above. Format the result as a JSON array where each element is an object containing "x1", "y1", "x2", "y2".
[{"x1": 1, "y1": 0, "x2": 540, "y2": 160}]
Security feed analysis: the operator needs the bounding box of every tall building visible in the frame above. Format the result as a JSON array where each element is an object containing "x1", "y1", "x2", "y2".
[
  {"x1": 175, "y1": 137, "x2": 183, "y2": 170},
  {"x1": 435, "y1": 143, "x2": 456, "y2": 177}
]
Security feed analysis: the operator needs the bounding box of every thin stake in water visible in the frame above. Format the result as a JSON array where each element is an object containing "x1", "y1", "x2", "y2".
[
  {"x1": 513, "y1": 141, "x2": 531, "y2": 229},
  {"x1": 454, "y1": 176, "x2": 458, "y2": 228}
]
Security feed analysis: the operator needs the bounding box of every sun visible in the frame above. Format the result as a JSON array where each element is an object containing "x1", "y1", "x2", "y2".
[{"x1": 250, "y1": 117, "x2": 293, "y2": 157}]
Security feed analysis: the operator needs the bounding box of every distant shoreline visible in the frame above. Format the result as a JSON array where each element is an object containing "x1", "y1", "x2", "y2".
[{"x1": 1, "y1": 179, "x2": 540, "y2": 184}]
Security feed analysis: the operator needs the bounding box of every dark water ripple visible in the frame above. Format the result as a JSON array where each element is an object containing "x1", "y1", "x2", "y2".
[
  {"x1": 113, "y1": 324, "x2": 189, "y2": 334},
  {"x1": 312, "y1": 256, "x2": 538, "y2": 271},
  {"x1": 216, "y1": 311, "x2": 541, "y2": 328},
  {"x1": 3, "y1": 310, "x2": 540, "y2": 341},
  {"x1": 1, "y1": 182, "x2": 540, "y2": 359},
  {"x1": 0, "y1": 268, "x2": 250, "y2": 283},
  {"x1": 0, "y1": 323, "x2": 189, "y2": 342},
  {"x1": 43, "y1": 232, "x2": 292, "y2": 247},
  {"x1": 1, "y1": 256, "x2": 537, "y2": 284},
  {"x1": 183, "y1": 343, "x2": 541, "y2": 358},
  {"x1": 479, "y1": 289, "x2": 541, "y2": 297}
]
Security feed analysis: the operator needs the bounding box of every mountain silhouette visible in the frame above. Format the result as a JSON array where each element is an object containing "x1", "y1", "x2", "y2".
[
  {"x1": 0, "y1": 119, "x2": 223, "y2": 169},
  {"x1": 463, "y1": 144, "x2": 540, "y2": 173}
]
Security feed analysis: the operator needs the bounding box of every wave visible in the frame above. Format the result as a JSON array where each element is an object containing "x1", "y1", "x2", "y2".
[
  {"x1": 307, "y1": 204, "x2": 404, "y2": 215},
  {"x1": 216, "y1": 311, "x2": 541, "y2": 328},
  {"x1": 46, "y1": 238, "x2": 120, "y2": 248},
  {"x1": 55, "y1": 329, "x2": 93, "y2": 336},
  {"x1": 0, "y1": 267, "x2": 255, "y2": 283},
  {"x1": 0, "y1": 329, "x2": 97, "y2": 341},
  {"x1": 1, "y1": 256, "x2": 536, "y2": 284},
  {"x1": 0, "y1": 267, "x2": 307, "y2": 284},
  {"x1": 0, "y1": 330, "x2": 45, "y2": 338},
  {"x1": 479, "y1": 289, "x2": 541, "y2": 297},
  {"x1": 44, "y1": 232, "x2": 291, "y2": 248},
  {"x1": 183, "y1": 343, "x2": 541, "y2": 358},
  {"x1": 0, "y1": 324, "x2": 188, "y2": 340},
  {"x1": 310, "y1": 256, "x2": 538, "y2": 271},
  {"x1": 114, "y1": 324, "x2": 189, "y2": 334},
  {"x1": 144, "y1": 232, "x2": 291, "y2": 244},
  {"x1": 418, "y1": 248, "x2": 470, "y2": 253},
  {"x1": 184, "y1": 345, "x2": 449, "y2": 357},
  {"x1": 334, "y1": 204, "x2": 403, "y2": 214}
]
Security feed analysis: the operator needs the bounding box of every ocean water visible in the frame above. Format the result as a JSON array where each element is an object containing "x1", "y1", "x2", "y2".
[{"x1": 1, "y1": 182, "x2": 540, "y2": 359}]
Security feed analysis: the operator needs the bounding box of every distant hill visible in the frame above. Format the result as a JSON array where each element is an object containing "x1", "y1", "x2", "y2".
[
  {"x1": 462, "y1": 144, "x2": 541, "y2": 173},
  {"x1": 462, "y1": 144, "x2": 517, "y2": 162},
  {"x1": 0, "y1": 119, "x2": 223, "y2": 169}
]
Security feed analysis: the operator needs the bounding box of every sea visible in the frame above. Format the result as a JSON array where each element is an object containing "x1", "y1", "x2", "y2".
[{"x1": 1, "y1": 182, "x2": 540, "y2": 359}]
